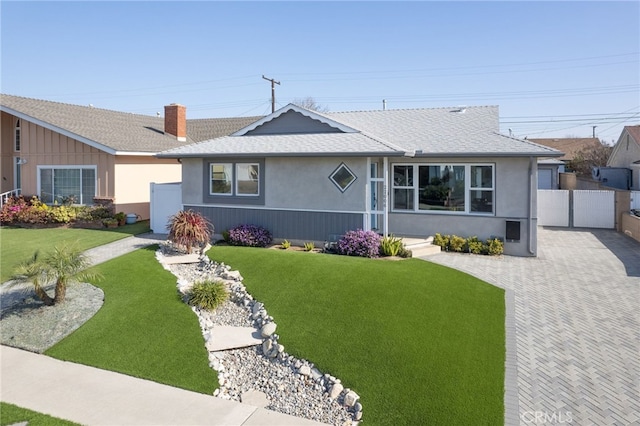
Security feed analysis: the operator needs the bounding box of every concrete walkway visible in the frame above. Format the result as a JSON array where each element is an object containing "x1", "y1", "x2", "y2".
[
  {"x1": 1, "y1": 233, "x2": 328, "y2": 426},
  {"x1": 425, "y1": 227, "x2": 640, "y2": 425}
]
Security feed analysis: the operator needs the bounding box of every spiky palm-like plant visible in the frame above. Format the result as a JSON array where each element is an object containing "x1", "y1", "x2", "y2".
[
  {"x1": 11, "y1": 244, "x2": 102, "y2": 305},
  {"x1": 11, "y1": 251, "x2": 54, "y2": 306},
  {"x1": 167, "y1": 210, "x2": 213, "y2": 254},
  {"x1": 45, "y1": 244, "x2": 102, "y2": 304}
]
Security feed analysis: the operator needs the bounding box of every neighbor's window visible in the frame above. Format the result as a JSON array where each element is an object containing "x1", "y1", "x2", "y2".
[
  {"x1": 236, "y1": 163, "x2": 259, "y2": 196},
  {"x1": 39, "y1": 166, "x2": 96, "y2": 205},
  {"x1": 15, "y1": 119, "x2": 21, "y2": 152},
  {"x1": 210, "y1": 163, "x2": 232, "y2": 195},
  {"x1": 210, "y1": 162, "x2": 260, "y2": 196},
  {"x1": 330, "y1": 163, "x2": 357, "y2": 192},
  {"x1": 392, "y1": 163, "x2": 494, "y2": 214}
]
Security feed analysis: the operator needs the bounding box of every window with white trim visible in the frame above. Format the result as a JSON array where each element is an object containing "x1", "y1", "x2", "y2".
[
  {"x1": 392, "y1": 163, "x2": 494, "y2": 214},
  {"x1": 38, "y1": 166, "x2": 97, "y2": 205},
  {"x1": 15, "y1": 119, "x2": 21, "y2": 152},
  {"x1": 210, "y1": 162, "x2": 260, "y2": 196}
]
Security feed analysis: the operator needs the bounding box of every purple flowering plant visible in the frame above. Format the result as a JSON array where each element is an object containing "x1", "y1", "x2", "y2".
[
  {"x1": 228, "y1": 224, "x2": 273, "y2": 248},
  {"x1": 336, "y1": 229, "x2": 382, "y2": 258}
]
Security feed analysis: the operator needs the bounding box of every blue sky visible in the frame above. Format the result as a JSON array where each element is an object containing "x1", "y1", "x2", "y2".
[{"x1": 1, "y1": 1, "x2": 638, "y2": 143}]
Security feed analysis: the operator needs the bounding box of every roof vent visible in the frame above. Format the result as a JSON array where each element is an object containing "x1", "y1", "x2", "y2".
[{"x1": 451, "y1": 106, "x2": 466, "y2": 114}]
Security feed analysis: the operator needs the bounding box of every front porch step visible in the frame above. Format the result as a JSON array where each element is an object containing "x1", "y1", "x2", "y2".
[{"x1": 402, "y1": 237, "x2": 441, "y2": 257}]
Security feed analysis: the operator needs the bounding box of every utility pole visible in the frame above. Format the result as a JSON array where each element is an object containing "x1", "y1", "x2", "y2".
[
  {"x1": 592, "y1": 126, "x2": 597, "y2": 138},
  {"x1": 262, "y1": 75, "x2": 280, "y2": 113}
]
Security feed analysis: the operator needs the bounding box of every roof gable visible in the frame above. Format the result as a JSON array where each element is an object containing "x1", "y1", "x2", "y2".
[
  {"x1": 607, "y1": 125, "x2": 640, "y2": 166},
  {"x1": 234, "y1": 104, "x2": 359, "y2": 136}
]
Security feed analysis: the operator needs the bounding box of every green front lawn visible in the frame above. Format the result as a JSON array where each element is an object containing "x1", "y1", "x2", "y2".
[
  {"x1": 0, "y1": 222, "x2": 150, "y2": 282},
  {"x1": 209, "y1": 246, "x2": 505, "y2": 425},
  {"x1": 0, "y1": 402, "x2": 79, "y2": 426},
  {"x1": 45, "y1": 246, "x2": 217, "y2": 395}
]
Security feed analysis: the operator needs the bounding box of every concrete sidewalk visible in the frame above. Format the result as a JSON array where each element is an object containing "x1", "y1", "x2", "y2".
[
  {"x1": 1, "y1": 233, "x2": 329, "y2": 425},
  {"x1": 0, "y1": 345, "x2": 326, "y2": 425}
]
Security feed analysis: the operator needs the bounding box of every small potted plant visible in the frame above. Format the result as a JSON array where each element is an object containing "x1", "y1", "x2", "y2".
[
  {"x1": 102, "y1": 218, "x2": 118, "y2": 228},
  {"x1": 115, "y1": 212, "x2": 126, "y2": 226}
]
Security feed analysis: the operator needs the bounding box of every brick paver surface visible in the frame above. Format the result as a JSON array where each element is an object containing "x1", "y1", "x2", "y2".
[{"x1": 426, "y1": 228, "x2": 640, "y2": 425}]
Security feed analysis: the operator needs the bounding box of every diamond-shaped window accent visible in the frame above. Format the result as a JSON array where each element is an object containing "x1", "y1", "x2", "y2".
[{"x1": 330, "y1": 163, "x2": 357, "y2": 192}]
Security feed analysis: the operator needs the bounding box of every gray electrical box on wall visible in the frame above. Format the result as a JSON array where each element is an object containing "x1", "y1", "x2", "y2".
[{"x1": 506, "y1": 220, "x2": 521, "y2": 242}]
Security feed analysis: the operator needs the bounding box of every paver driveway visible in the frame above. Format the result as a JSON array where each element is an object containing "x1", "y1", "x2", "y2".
[{"x1": 426, "y1": 227, "x2": 640, "y2": 425}]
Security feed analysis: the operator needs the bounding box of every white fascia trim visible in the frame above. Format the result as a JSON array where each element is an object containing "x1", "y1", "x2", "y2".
[
  {"x1": 232, "y1": 103, "x2": 360, "y2": 136},
  {"x1": 114, "y1": 151, "x2": 158, "y2": 156},
  {"x1": 0, "y1": 106, "x2": 117, "y2": 155}
]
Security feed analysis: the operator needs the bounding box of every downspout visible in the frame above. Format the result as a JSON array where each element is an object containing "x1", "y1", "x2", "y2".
[
  {"x1": 383, "y1": 157, "x2": 389, "y2": 237},
  {"x1": 528, "y1": 156, "x2": 535, "y2": 255}
]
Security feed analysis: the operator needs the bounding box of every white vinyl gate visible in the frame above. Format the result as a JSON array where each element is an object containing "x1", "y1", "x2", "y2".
[
  {"x1": 150, "y1": 182, "x2": 182, "y2": 233},
  {"x1": 538, "y1": 190, "x2": 570, "y2": 227},
  {"x1": 573, "y1": 190, "x2": 615, "y2": 228},
  {"x1": 538, "y1": 190, "x2": 615, "y2": 229}
]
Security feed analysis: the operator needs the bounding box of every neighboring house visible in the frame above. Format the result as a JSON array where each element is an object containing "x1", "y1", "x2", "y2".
[
  {"x1": 158, "y1": 104, "x2": 562, "y2": 257},
  {"x1": 607, "y1": 125, "x2": 640, "y2": 190},
  {"x1": 0, "y1": 94, "x2": 258, "y2": 218},
  {"x1": 529, "y1": 137, "x2": 609, "y2": 190}
]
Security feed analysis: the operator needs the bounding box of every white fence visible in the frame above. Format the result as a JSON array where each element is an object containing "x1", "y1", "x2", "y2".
[
  {"x1": 538, "y1": 190, "x2": 615, "y2": 229},
  {"x1": 150, "y1": 182, "x2": 182, "y2": 233}
]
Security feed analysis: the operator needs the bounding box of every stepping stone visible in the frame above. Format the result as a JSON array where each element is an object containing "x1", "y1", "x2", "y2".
[
  {"x1": 240, "y1": 389, "x2": 269, "y2": 407},
  {"x1": 205, "y1": 325, "x2": 262, "y2": 352},
  {"x1": 161, "y1": 253, "x2": 201, "y2": 264}
]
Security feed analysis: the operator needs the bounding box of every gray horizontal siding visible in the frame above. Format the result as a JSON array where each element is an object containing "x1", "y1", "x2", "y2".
[{"x1": 187, "y1": 205, "x2": 365, "y2": 242}]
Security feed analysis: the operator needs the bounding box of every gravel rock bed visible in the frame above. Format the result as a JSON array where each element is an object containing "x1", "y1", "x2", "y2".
[
  {"x1": 0, "y1": 282, "x2": 104, "y2": 353},
  {"x1": 162, "y1": 251, "x2": 359, "y2": 425}
]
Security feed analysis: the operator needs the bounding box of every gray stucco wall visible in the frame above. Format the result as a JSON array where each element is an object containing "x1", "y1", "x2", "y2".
[
  {"x1": 182, "y1": 154, "x2": 538, "y2": 256},
  {"x1": 388, "y1": 156, "x2": 537, "y2": 256},
  {"x1": 265, "y1": 157, "x2": 367, "y2": 211}
]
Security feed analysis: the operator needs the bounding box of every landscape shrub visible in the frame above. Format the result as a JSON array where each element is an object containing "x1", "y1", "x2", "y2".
[
  {"x1": 0, "y1": 196, "x2": 29, "y2": 224},
  {"x1": 486, "y1": 238, "x2": 504, "y2": 256},
  {"x1": 466, "y1": 236, "x2": 484, "y2": 254},
  {"x1": 187, "y1": 280, "x2": 228, "y2": 311},
  {"x1": 0, "y1": 196, "x2": 113, "y2": 225},
  {"x1": 380, "y1": 234, "x2": 404, "y2": 257},
  {"x1": 449, "y1": 235, "x2": 466, "y2": 252},
  {"x1": 304, "y1": 242, "x2": 315, "y2": 251},
  {"x1": 228, "y1": 224, "x2": 273, "y2": 247},
  {"x1": 336, "y1": 229, "x2": 382, "y2": 258},
  {"x1": 167, "y1": 210, "x2": 213, "y2": 253},
  {"x1": 281, "y1": 239, "x2": 291, "y2": 249},
  {"x1": 434, "y1": 232, "x2": 503, "y2": 256},
  {"x1": 433, "y1": 233, "x2": 450, "y2": 251}
]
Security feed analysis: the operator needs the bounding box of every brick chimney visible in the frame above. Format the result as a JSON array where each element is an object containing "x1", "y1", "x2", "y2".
[{"x1": 164, "y1": 104, "x2": 187, "y2": 141}]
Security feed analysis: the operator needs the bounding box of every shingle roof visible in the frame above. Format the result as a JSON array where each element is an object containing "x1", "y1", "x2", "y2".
[
  {"x1": 0, "y1": 94, "x2": 257, "y2": 155},
  {"x1": 160, "y1": 104, "x2": 562, "y2": 158},
  {"x1": 161, "y1": 132, "x2": 407, "y2": 157},
  {"x1": 528, "y1": 137, "x2": 601, "y2": 161},
  {"x1": 624, "y1": 125, "x2": 640, "y2": 143}
]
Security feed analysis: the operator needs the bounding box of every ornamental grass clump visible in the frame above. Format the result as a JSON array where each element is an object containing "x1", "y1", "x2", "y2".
[
  {"x1": 167, "y1": 210, "x2": 213, "y2": 254},
  {"x1": 187, "y1": 280, "x2": 228, "y2": 311},
  {"x1": 336, "y1": 229, "x2": 382, "y2": 258},
  {"x1": 380, "y1": 234, "x2": 404, "y2": 257},
  {"x1": 228, "y1": 224, "x2": 273, "y2": 247}
]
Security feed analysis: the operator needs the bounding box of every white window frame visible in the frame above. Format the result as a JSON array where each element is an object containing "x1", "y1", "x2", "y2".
[
  {"x1": 391, "y1": 163, "x2": 495, "y2": 215},
  {"x1": 210, "y1": 163, "x2": 233, "y2": 196},
  {"x1": 235, "y1": 163, "x2": 260, "y2": 197},
  {"x1": 37, "y1": 165, "x2": 97, "y2": 205},
  {"x1": 209, "y1": 162, "x2": 260, "y2": 197}
]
